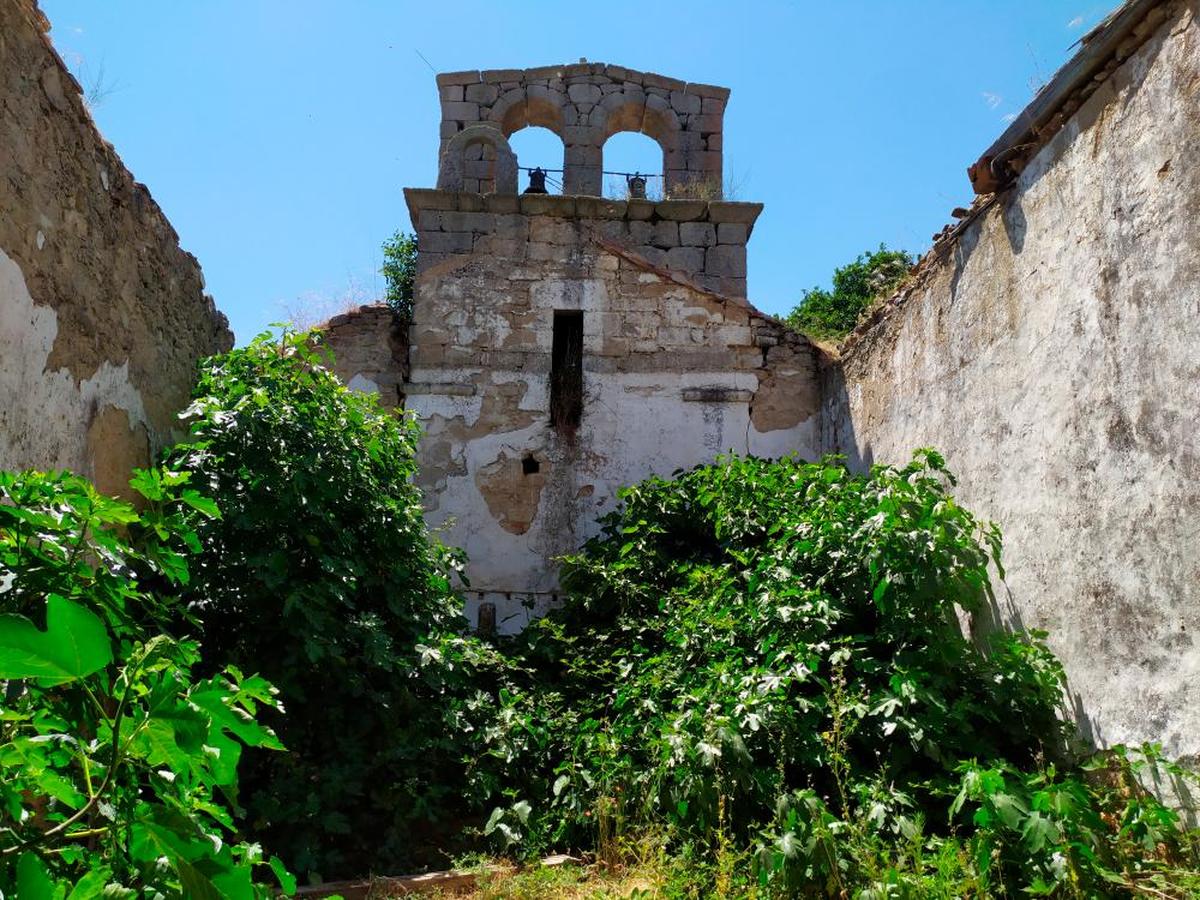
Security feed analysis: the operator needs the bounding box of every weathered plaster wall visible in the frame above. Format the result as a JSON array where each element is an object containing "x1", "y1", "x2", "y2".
[
  {"x1": 822, "y1": 1, "x2": 1200, "y2": 760},
  {"x1": 398, "y1": 191, "x2": 820, "y2": 632},
  {"x1": 0, "y1": 1, "x2": 232, "y2": 495}
]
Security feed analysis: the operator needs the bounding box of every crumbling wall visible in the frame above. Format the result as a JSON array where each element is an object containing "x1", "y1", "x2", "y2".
[
  {"x1": 321, "y1": 305, "x2": 408, "y2": 409},
  {"x1": 0, "y1": 0, "x2": 232, "y2": 495},
  {"x1": 397, "y1": 191, "x2": 819, "y2": 632},
  {"x1": 822, "y1": 0, "x2": 1200, "y2": 760}
]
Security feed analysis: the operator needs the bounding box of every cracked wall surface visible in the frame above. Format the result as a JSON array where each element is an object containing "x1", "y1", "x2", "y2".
[
  {"x1": 1, "y1": 1, "x2": 232, "y2": 495},
  {"x1": 822, "y1": 0, "x2": 1200, "y2": 761}
]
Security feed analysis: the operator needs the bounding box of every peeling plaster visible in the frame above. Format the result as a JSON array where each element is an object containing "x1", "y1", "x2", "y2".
[{"x1": 0, "y1": 247, "x2": 149, "y2": 492}]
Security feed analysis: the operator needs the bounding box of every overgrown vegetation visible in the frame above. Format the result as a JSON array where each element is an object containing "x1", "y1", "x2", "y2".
[
  {"x1": 3, "y1": 332, "x2": 1198, "y2": 897},
  {"x1": 785, "y1": 245, "x2": 913, "y2": 341},
  {"x1": 0, "y1": 470, "x2": 292, "y2": 897},
  {"x1": 162, "y1": 329, "x2": 502, "y2": 880},
  {"x1": 381, "y1": 230, "x2": 418, "y2": 320},
  {"x1": 469, "y1": 452, "x2": 1200, "y2": 897}
]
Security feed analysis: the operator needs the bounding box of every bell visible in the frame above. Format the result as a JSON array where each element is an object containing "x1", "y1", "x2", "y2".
[
  {"x1": 627, "y1": 173, "x2": 647, "y2": 199},
  {"x1": 524, "y1": 167, "x2": 549, "y2": 194}
]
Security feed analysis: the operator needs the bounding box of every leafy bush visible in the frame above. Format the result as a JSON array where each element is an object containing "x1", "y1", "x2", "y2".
[
  {"x1": 0, "y1": 469, "x2": 292, "y2": 897},
  {"x1": 381, "y1": 230, "x2": 418, "y2": 320},
  {"x1": 785, "y1": 245, "x2": 913, "y2": 340},
  {"x1": 471, "y1": 452, "x2": 1200, "y2": 896},
  {"x1": 164, "y1": 329, "x2": 503, "y2": 880}
]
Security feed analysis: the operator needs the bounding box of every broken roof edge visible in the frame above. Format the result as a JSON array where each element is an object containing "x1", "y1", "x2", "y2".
[{"x1": 968, "y1": 0, "x2": 1176, "y2": 193}]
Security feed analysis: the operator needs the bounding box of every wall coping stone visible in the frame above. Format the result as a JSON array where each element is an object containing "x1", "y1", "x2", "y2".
[{"x1": 405, "y1": 188, "x2": 762, "y2": 234}]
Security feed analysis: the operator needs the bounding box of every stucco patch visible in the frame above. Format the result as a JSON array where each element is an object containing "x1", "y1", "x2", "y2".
[
  {"x1": 750, "y1": 368, "x2": 819, "y2": 433},
  {"x1": 476, "y1": 450, "x2": 547, "y2": 535}
]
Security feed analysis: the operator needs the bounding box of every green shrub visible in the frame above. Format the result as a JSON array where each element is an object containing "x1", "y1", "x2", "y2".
[
  {"x1": 381, "y1": 231, "x2": 418, "y2": 320},
  {"x1": 471, "y1": 452, "x2": 1200, "y2": 896},
  {"x1": 785, "y1": 245, "x2": 913, "y2": 340},
  {"x1": 0, "y1": 469, "x2": 291, "y2": 897},
  {"x1": 164, "y1": 328, "x2": 503, "y2": 880}
]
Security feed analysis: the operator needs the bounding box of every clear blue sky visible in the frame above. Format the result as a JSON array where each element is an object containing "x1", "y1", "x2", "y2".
[{"x1": 41, "y1": 0, "x2": 1114, "y2": 342}]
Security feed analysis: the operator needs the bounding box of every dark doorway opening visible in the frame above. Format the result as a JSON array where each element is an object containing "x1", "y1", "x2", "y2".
[{"x1": 550, "y1": 310, "x2": 583, "y2": 431}]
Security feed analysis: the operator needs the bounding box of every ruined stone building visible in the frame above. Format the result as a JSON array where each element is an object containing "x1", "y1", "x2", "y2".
[
  {"x1": 1, "y1": 0, "x2": 232, "y2": 496},
  {"x1": 328, "y1": 0, "x2": 1200, "y2": 763},
  {"x1": 330, "y1": 60, "x2": 822, "y2": 631},
  {"x1": 2, "y1": 0, "x2": 1192, "y2": 770}
]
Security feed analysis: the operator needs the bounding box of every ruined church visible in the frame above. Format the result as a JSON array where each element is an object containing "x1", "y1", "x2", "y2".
[
  {"x1": 328, "y1": 62, "x2": 821, "y2": 632},
  {"x1": 3, "y1": 0, "x2": 1198, "y2": 764}
]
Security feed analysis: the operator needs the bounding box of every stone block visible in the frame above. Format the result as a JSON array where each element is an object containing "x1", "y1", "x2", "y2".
[
  {"x1": 575, "y1": 196, "x2": 625, "y2": 219},
  {"x1": 705, "y1": 133, "x2": 723, "y2": 151},
  {"x1": 520, "y1": 194, "x2": 576, "y2": 217},
  {"x1": 442, "y1": 101, "x2": 480, "y2": 122},
  {"x1": 686, "y1": 150, "x2": 722, "y2": 173},
  {"x1": 440, "y1": 210, "x2": 495, "y2": 233},
  {"x1": 707, "y1": 202, "x2": 764, "y2": 225},
  {"x1": 643, "y1": 71, "x2": 686, "y2": 91},
  {"x1": 655, "y1": 199, "x2": 708, "y2": 221},
  {"x1": 640, "y1": 246, "x2": 666, "y2": 266},
  {"x1": 680, "y1": 222, "x2": 716, "y2": 246},
  {"x1": 705, "y1": 245, "x2": 746, "y2": 278},
  {"x1": 685, "y1": 82, "x2": 730, "y2": 100},
  {"x1": 439, "y1": 85, "x2": 464, "y2": 102},
  {"x1": 417, "y1": 209, "x2": 444, "y2": 231},
  {"x1": 465, "y1": 82, "x2": 499, "y2": 104},
  {"x1": 440, "y1": 121, "x2": 461, "y2": 139},
  {"x1": 404, "y1": 188, "x2": 463, "y2": 213},
  {"x1": 626, "y1": 199, "x2": 656, "y2": 220},
  {"x1": 562, "y1": 124, "x2": 599, "y2": 146},
  {"x1": 525, "y1": 65, "x2": 564, "y2": 80},
  {"x1": 454, "y1": 192, "x2": 487, "y2": 212},
  {"x1": 690, "y1": 114, "x2": 724, "y2": 134},
  {"x1": 670, "y1": 90, "x2": 702, "y2": 115},
  {"x1": 421, "y1": 231, "x2": 474, "y2": 254},
  {"x1": 526, "y1": 241, "x2": 561, "y2": 262},
  {"x1": 436, "y1": 70, "x2": 481, "y2": 87},
  {"x1": 568, "y1": 83, "x2": 602, "y2": 105},
  {"x1": 485, "y1": 194, "x2": 521, "y2": 214},
  {"x1": 653, "y1": 220, "x2": 679, "y2": 247},
  {"x1": 645, "y1": 93, "x2": 672, "y2": 115},
  {"x1": 628, "y1": 221, "x2": 654, "y2": 243},
  {"x1": 701, "y1": 96, "x2": 726, "y2": 115},
  {"x1": 665, "y1": 246, "x2": 705, "y2": 272},
  {"x1": 530, "y1": 218, "x2": 576, "y2": 244},
  {"x1": 709, "y1": 324, "x2": 753, "y2": 346},
  {"x1": 482, "y1": 68, "x2": 523, "y2": 83},
  {"x1": 717, "y1": 223, "x2": 748, "y2": 244}
]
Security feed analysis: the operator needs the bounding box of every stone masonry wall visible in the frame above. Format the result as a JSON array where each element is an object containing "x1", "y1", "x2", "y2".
[
  {"x1": 321, "y1": 304, "x2": 408, "y2": 409},
  {"x1": 435, "y1": 62, "x2": 727, "y2": 197},
  {"x1": 1, "y1": 1, "x2": 232, "y2": 496},
  {"x1": 400, "y1": 189, "x2": 820, "y2": 632},
  {"x1": 821, "y1": 0, "x2": 1200, "y2": 761},
  {"x1": 408, "y1": 190, "x2": 757, "y2": 300}
]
